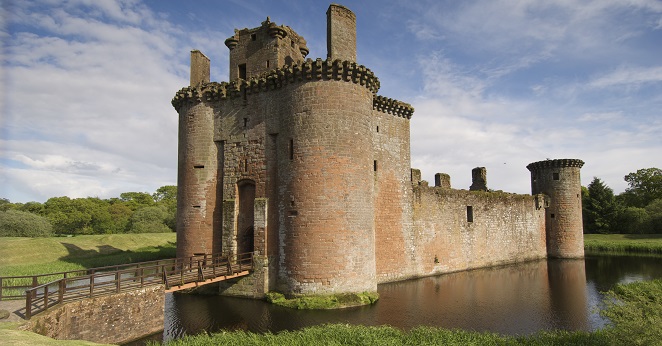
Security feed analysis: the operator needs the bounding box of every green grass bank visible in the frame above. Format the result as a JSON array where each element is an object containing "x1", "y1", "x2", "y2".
[
  {"x1": 584, "y1": 234, "x2": 662, "y2": 255},
  {"x1": 0, "y1": 233, "x2": 176, "y2": 277}
]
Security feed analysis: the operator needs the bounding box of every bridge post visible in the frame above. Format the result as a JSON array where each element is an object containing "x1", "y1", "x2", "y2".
[
  {"x1": 25, "y1": 290, "x2": 32, "y2": 318},
  {"x1": 58, "y1": 280, "x2": 65, "y2": 304}
]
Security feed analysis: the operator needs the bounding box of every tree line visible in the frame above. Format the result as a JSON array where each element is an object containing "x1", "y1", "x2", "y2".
[
  {"x1": 0, "y1": 186, "x2": 177, "y2": 237},
  {"x1": 2, "y1": 167, "x2": 659, "y2": 237},
  {"x1": 583, "y1": 168, "x2": 662, "y2": 234}
]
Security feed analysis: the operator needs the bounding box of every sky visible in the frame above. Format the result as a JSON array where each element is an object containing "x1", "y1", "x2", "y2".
[{"x1": 1, "y1": 0, "x2": 661, "y2": 203}]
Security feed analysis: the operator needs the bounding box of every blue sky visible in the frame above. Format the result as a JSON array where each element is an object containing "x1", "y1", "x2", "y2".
[{"x1": 2, "y1": 0, "x2": 661, "y2": 203}]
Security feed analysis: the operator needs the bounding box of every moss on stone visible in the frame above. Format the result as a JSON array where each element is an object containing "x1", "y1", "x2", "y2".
[{"x1": 265, "y1": 291, "x2": 379, "y2": 309}]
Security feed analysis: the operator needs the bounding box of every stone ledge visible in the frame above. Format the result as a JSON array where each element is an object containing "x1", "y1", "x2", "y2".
[{"x1": 373, "y1": 95, "x2": 414, "y2": 119}]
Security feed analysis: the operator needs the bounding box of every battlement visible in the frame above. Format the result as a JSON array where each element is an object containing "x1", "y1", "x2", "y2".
[
  {"x1": 373, "y1": 95, "x2": 414, "y2": 119},
  {"x1": 172, "y1": 58, "x2": 381, "y2": 110},
  {"x1": 526, "y1": 159, "x2": 585, "y2": 172}
]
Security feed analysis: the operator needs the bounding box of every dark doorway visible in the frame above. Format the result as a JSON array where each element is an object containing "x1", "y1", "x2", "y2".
[{"x1": 237, "y1": 180, "x2": 255, "y2": 254}]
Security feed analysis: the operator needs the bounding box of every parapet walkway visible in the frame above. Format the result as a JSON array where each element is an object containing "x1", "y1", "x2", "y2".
[{"x1": 0, "y1": 252, "x2": 253, "y2": 319}]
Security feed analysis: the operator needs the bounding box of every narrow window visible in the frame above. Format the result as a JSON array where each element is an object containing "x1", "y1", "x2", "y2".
[
  {"x1": 374, "y1": 160, "x2": 378, "y2": 172},
  {"x1": 553, "y1": 172, "x2": 560, "y2": 180},
  {"x1": 551, "y1": 213, "x2": 555, "y2": 219},
  {"x1": 243, "y1": 118, "x2": 248, "y2": 128},
  {"x1": 291, "y1": 40, "x2": 295, "y2": 48},
  {"x1": 243, "y1": 159, "x2": 248, "y2": 172},
  {"x1": 194, "y1": 165, "x2": 204, "y2": 169},
  {"x1": 193, "y1": 205, "x2": 201, "y2": 209},
  {"x1": 238, "y1": 64, "x2": 247, "y2": 80},
  {"x1": 376, "y1": 126, "x2": 379, "y2": 133},
  {"x1": 289, "y1": 139, "x2": 294, "y2": 160},
  {"x1": 467, "y1": 206, "x2": 474, "y2": 223},
  {"x1": 251, "y1": 33, "x2": 257, "y2": 41},
  {"x1": 266, "y1": 60, "x2": 270, "y2": 68}
]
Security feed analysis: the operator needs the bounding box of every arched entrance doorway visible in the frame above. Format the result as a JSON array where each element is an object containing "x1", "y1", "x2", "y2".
[{"x1": 236, "y1": 179, "x2": 255, "y2": 254}]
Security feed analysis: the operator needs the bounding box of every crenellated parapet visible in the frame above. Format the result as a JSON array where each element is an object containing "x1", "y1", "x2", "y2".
[
  {"x1": 373, "y1": 95, "x2": 414, "y2": 119},
  {"x1": 526, "y1": 159, "x2": 585, "y2": 172},
  {"x1": 172, "y1": 58, "x2": 381, "y2": 111}
]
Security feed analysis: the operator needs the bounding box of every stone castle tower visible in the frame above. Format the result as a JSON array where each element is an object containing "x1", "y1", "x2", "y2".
[
  {"x1": 172, "y1": 4, "x2": 413, "y2": 296},
  {"x1": 172, "y1": 4, "x2": 585, "y2": 299},
  {"x1": 527, "y1": 159, "x2": 585, "y2": 258}
]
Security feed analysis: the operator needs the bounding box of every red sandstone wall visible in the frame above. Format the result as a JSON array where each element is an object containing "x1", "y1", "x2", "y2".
[
  {"x1": 376, "y1": 187, "x2": 547, "y2": 282},
  {"x1": 176, "y1": 101, "x2": 222, "y2": 258},
  {"x1": 275, "y1": 80, "x2": 376, "y2": 295},
  {"x1": 372, "y1": 109, "x2": 415, "y2": 282}
]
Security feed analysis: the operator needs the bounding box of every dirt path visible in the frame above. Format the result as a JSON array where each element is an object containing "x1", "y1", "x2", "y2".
[{"x1": 0, "y1": 299, "x2": 27, "y2": 322}]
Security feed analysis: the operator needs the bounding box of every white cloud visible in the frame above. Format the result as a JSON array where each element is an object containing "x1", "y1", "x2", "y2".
[
  {"x1": 588, "y1": 65, "x2": 662, "y2": 89},
  {"x1": 2, "y1": 0, "x2": 197, "y2": 202}
]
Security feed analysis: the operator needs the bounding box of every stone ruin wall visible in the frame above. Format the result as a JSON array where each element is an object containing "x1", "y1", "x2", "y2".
[{"x1": 374, "y1": 171, "x2": 548, "y2": 284}]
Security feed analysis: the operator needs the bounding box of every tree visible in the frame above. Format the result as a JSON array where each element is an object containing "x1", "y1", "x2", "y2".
[
  {"x1": 583, "y1": 177, "x2": 618, "y2": 234},
  {"x1": 622, "y1": 168, "x2": 662, "y2": 208},
  {"x1": 645, "y1": 199, "x2": 662, "y2": 233},
  {"x1": 127, "y1": 206, "x2": 172, "y2": 233},
  {"x1": 153, "y1": 185, "x2": 177, "y2": 231},
  {"x1": 107, "y1": 201, "x2": 133, "y2": 233},
  {"x1": 0, "y1": 210, "x2": 53, "y2": 237},
  {"x1": 0, "y1": 198, "x2": 12, "y2": 211},
  {"x1": 153, "y1": 185, "x2": 177, "y2": 203},
  {"x1": 120, "y1": 192, "x2": 155, "y2": 210},
  {"x1": 613, "y1": 207, "x2": 649, "y2": 234}
]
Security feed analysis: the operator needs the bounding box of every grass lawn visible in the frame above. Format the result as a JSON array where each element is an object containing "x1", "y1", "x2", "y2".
[
  {"x1": 584, "y1": 234, "x2": 662, "y2": 254},
  {"x1": 0, "y1": 323, "x2": 113, "y2": 346},
  {"x1": 0, "y1": 233, "x2": 176, "y2": 277}
]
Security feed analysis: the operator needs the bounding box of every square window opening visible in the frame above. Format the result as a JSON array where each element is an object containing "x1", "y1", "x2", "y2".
[{"x1": 553, "y1": 172, "x2": 560, "y2": 180}]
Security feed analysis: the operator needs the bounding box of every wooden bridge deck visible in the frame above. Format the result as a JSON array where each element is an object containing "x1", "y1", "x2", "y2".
[{"x1": 0, "y1": 252, "x2": 254, "y2": 319}]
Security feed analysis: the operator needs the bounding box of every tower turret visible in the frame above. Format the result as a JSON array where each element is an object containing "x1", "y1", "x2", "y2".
[
  {"x1": 224, "y1": 18, "x2": 309, "y2": 81},
  {"x1": 527, "y1": 159, "x2": 585, "y2": 258}
]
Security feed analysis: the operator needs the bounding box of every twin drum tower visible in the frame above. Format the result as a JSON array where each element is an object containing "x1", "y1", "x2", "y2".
[{"x1": 171, "y1": 4, "x2": 585, "y2": 298}]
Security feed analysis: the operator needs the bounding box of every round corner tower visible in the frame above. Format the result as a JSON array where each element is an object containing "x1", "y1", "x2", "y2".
[
  {"x1": 273, "y1": 4, "x2": 377, "y2": 296},
  {"x1": 173, "y1": 50, "x2": 222, "y2": 258},
  {"x1": 527, "y1": 159, "x2": 585, "y2": 258}
]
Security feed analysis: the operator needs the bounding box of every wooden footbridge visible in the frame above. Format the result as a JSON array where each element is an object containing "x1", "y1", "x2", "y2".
[{"x1": 0, "y1": 252, "x2": 253, "y2": 318}]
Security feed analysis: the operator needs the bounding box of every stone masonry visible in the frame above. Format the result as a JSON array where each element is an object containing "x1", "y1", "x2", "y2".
[{"x1": 172, "y1": 4, "x2": 585, "y2": 299}]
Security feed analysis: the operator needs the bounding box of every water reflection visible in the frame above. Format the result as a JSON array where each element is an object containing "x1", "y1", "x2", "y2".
[{"x1": 128, "y1": 254, "x2": 662, "y2": 345}]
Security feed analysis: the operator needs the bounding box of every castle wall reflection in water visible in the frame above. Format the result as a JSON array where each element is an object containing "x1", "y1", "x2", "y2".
[{"x1": 130, "y1": 254, "x2": 662, "y2": 344}]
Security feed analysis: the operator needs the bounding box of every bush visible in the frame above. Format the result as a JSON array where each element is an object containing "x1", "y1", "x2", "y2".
[
  {"x1": 128, "y1": 206, "x2": 172, "y2": 233},
  {"x1": 602, "y1": 279, "x2": 662, "y2": 345},
  {"x1": 0, "y1": 210, "x2": 53, "y2": 237}
]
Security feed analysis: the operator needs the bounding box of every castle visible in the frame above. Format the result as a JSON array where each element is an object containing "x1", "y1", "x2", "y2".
[{"x1": 171, "y1": 4, "x2": 584, "y2": 298}]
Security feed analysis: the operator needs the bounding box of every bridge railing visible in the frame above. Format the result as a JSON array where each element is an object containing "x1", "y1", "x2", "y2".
[
  {"x1": 0, "y1": 257, "x2": 183, "y2": 301},
  {"x1": 5, "y1": 252, "x2": 253, "y2": 318}
]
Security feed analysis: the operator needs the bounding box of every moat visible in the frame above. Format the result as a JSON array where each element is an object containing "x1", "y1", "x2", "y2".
[{"x1": 128, "y1": 253, "x2": 662, "y2": 345}]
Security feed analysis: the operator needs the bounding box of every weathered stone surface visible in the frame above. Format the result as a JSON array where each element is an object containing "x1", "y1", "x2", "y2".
[{"x1": 27, "y1": 285, "x2": 164, "y2": 345}]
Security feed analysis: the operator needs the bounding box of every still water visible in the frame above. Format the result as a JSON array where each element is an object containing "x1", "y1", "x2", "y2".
[{"x1": 131, "y1": 254, "x2": 662, "y2": 344}]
